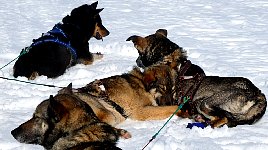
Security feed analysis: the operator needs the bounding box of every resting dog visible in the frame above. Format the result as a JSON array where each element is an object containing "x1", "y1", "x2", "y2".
[
  {"x1": 11, "y1": 86, "x2": 131, "y2": 150},
  {"x1": 127, "y1": 29, "x2": 205, "y2": 105},
  {"x1": 11, "y1": 71, "x2": 181, "y2": 148},
  {"x1": 127, "y1": 30, "x2": 267, "y2": 128},
  {"x1": 13, "y1": 2, "x2": 109, "y2": 80},
  {"x1": 127, "y1": 29, "x2": 205, "y2": 77}
]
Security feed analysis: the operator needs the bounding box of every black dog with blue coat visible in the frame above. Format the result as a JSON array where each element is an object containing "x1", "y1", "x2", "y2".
[{"x1": 13, "y1": 2, "x2": 109, "y2": 79}]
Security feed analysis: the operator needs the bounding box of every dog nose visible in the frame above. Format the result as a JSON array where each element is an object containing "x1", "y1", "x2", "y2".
[
  {"x1": 136, "y1": 57, "x2": 145, "y2": 68},
  {"x1": 11, "y1": 127, "x2": 20, "y2": 138},
  {"x1": 106, "y1": 30, "x2": 110, "y2": 36}
]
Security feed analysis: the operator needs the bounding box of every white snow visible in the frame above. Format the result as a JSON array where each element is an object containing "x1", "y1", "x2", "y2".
[{"x1": 0, "y1": 0, "x2": 268, "y2": 149}]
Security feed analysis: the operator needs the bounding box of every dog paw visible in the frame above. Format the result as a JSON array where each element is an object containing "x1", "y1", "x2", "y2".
[
  {"x1": 93, "y1": 52, "x2": 103, "y2": 60},
  {"x1": 28, "y1": 71, "x2": 39, "y2": 80},
  {"x1": 210, "y1": 117, "x2": 228, "y2": 128},
  {"x1": 119, "y1": 129, "x2": 132, "y2": 139},
  {"x1": 193, "y1": 114, "x2": 206, "y2": 122}
]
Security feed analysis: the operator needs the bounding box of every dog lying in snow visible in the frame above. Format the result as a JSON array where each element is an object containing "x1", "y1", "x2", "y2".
[
  {"x1": 13, "y1": 2, "x2": 109, "y2": 80},
  {"x1": 127, "y1": 29, "x2": 267, "y2": 128},
  {"x1": 127, "y1": 29, "x2": 205, "y2": 105},
  {"x1": 11, "y1": 84, "x2": 131, "y2": 150}
]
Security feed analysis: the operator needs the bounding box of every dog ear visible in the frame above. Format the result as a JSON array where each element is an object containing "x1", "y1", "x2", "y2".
[
  {"x1": 156, "y1": 29, "x2": 167, "y2": 37},
  {"x1": 95, "y1": 8, "x2": 104, "y2": 15},
  {"x1": 126, "y1": 35, "x2": 147, "y2": 53},
  {"x1": 58, "y1": 83, "x2": 73, "y2": 94},
  {"x1": 48, "y1": 95, "x2": 67, "y2": 123},
  {"x1": 126, "y1": 35, "x2": 139, "y2": 42},
  {"x1": 67, "y1": 83, "x2": 72, "y2": 89},
  {"x1": 62, "y1": 15, "x2": 71, "y2": 24},
  {"x1": 91, "y1": 1, "x2": 98, "y2": 9}
]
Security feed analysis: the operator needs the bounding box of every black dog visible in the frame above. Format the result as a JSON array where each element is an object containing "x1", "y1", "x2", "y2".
[{"x1": 13, "y1": 1, "x2": 109, "y2": 80}]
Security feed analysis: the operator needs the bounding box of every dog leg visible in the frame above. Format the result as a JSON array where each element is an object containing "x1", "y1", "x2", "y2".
[
  {"x1": 93, "y1": 52, "x2": 103, "y2": 61},
  {"x1": 210, "y1": 117, "x2": 228, "y2": 128},
  {"x1": 176, "y1": 109, "x2": 192, "y2": 118},
  {"x1": 131, "y1": 105, "x2": 179, "y2": 121},
  {"x1": 115, "y1": 128, "x2": 132, "y2": 139},
  {"x1": 78, "y1": 58, "x2": 94, "y2": 65},
  {"x1": 28, "y1": 71, "x2": 39, "y2": 80},
  {"x1": 78, "y1": 52, "x2": 103, "y2": 65}
]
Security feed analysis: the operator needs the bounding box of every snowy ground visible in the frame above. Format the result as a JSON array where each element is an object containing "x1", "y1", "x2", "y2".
[{"x1": 0, "y1": 0, "x2": 268, "y2": 149}]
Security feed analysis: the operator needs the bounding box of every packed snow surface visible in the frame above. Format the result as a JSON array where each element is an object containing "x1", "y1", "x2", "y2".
[{"x1": 0, "y1": 0, "x2": 267, "y2": 149}]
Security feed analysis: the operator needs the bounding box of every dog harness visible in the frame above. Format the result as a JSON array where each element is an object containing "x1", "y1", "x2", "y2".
[
  {"x1": 24, "y1": 23, "x2": 77, "y2": 65},
  {"x1": 77, "y1": 80, "x2": 129, "y2": 119},
  {"x1": 176, "y1": 60, "x2": 204, "y2": 113}
]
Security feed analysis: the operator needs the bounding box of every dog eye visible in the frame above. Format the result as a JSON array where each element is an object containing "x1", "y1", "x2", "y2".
[
  {"x1": 42, "y1": 122, "x2": 48, "y2": 130},
  {"x1": 53, "y1": 117, "x2": 60, "y2": 123}
]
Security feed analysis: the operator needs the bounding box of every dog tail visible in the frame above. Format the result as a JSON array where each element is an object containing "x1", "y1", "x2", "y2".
[{"x1": 226, "y1": 92, "x2": 267, "y2": 127}]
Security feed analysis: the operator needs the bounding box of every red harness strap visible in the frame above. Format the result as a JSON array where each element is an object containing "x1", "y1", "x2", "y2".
[{"x1": 176, "y1": 60, "x2": 204, "y2": 115}]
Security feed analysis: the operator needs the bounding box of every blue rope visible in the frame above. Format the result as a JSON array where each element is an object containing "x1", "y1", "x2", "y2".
[{"x1": 142, "y1": 96, "x2": 190, "y2": 150}]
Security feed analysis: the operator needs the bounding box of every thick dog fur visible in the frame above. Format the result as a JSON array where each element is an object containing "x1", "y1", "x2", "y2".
[
  {"x1": 127, "y1": 29, "x2": 205, "y2": 105},
  {"x1": 13, "y1": 2, "x2": 109, "y2": 80},
  {"x1": 11, "y1": 72, "x2": 179, "y2": 148},
  {"x1": 74, "y1": 69, "x2": 181, "y2": 126},
  {"x1": 11, "y1": 67, "x2": 182, "y2": 148},
  {"x1": 127, "y1": 30, "x2": 267, "y2": 128},
  {"x1": 11, "y1": 90, "x2": 131, "y2": 150},
  {"x1": 126, "y1": 29, "x2": 205, "y2": 76}
]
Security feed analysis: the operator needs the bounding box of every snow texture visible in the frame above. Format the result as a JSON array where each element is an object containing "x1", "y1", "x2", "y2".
[{"x1": 0, "y1": 0, "x2": 268, "y2": 149}]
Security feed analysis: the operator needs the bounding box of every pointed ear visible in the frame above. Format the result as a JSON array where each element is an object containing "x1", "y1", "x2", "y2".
[
  {"x1": 67, "y1": 83, "x2": 72, "y2": 89},
  {"x1": 126, "y1": 35, "x2": 147, "y2": 53},
  {"x1": 91, "y1": 1, "x2": 98, "y2": 9},
  {"x1": 95, "y1": 8, "x2": 104, "y2": 14},
  {"x1": 156, "y1": 29, "x2": 167, "y2": 37},
  {"x1": 58, "y1": 83, "x2": 73, "y2": 94},
  {"x1": 48, "y1": 95, "x2": 66, "y2": 123},
  {"x1": 126, "y1": 35, "x2": 139, "y2": 42}
]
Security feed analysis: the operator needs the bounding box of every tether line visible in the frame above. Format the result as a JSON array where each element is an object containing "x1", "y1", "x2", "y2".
[
  {"x1": 0, "y1": 76, "x2": 65, "y2": 88},
  {"x1": 0, "y1": 48, "x2": 28, "y2": 70},
  {"x1": 142, "y1": 96, "x2": 190, "y2": 150},
  {"x1": 0, "y1": 48, "x2": 64, "y2": 88}
]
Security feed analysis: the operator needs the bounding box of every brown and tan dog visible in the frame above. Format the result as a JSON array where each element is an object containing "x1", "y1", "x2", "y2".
[
  {"x1": 127, "y1": 29, "x2": 205, "y2": 77},
  {"x1": 127, "y1": 30, "x2": 267, "y2": 128},
  {"x1": 76, "y1": 68, "x2": 181, "y2": 126},
  {"x1": 11, "y1": 86, "x2": 131, "y2": 150},
  {"x1": 127, "y1": 29, "x2": 205, "y2": 105}
]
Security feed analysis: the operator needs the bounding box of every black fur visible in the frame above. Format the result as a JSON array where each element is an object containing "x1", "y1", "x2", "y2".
[{"x1": 13, "y1": 2, "x2": 109, "y2": 79}]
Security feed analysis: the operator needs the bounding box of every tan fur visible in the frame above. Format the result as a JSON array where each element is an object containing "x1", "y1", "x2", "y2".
[
  {"x1": 29, "y1": 71, "x2": 39, "y2": 80},
  {"x1": 93, "y1": 22, "x2": 110, "y2": 40},
  {"x1": 77, "y1": 67, "x2": 180, "y2": 126},
  {"x1": 78, "y1": 53, "x2": 103, "y2": 65},
  {"x1": 12, "y1": 93, "x2": 131, "y2": 150},
  {"x1": 127, "y1": 29, "x2": 266, "y2": 128}
]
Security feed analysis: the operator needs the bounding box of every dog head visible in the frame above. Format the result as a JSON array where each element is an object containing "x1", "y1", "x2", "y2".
[
  {"x1": 11, "y1": 84, "x2": 99, "y2": 149},
  {"x1": 127, "y1": 29, "x2": 186, "y2": 68},
  {"x1": 62, "y1": 1, "x2": 109, "y2": 40}
]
